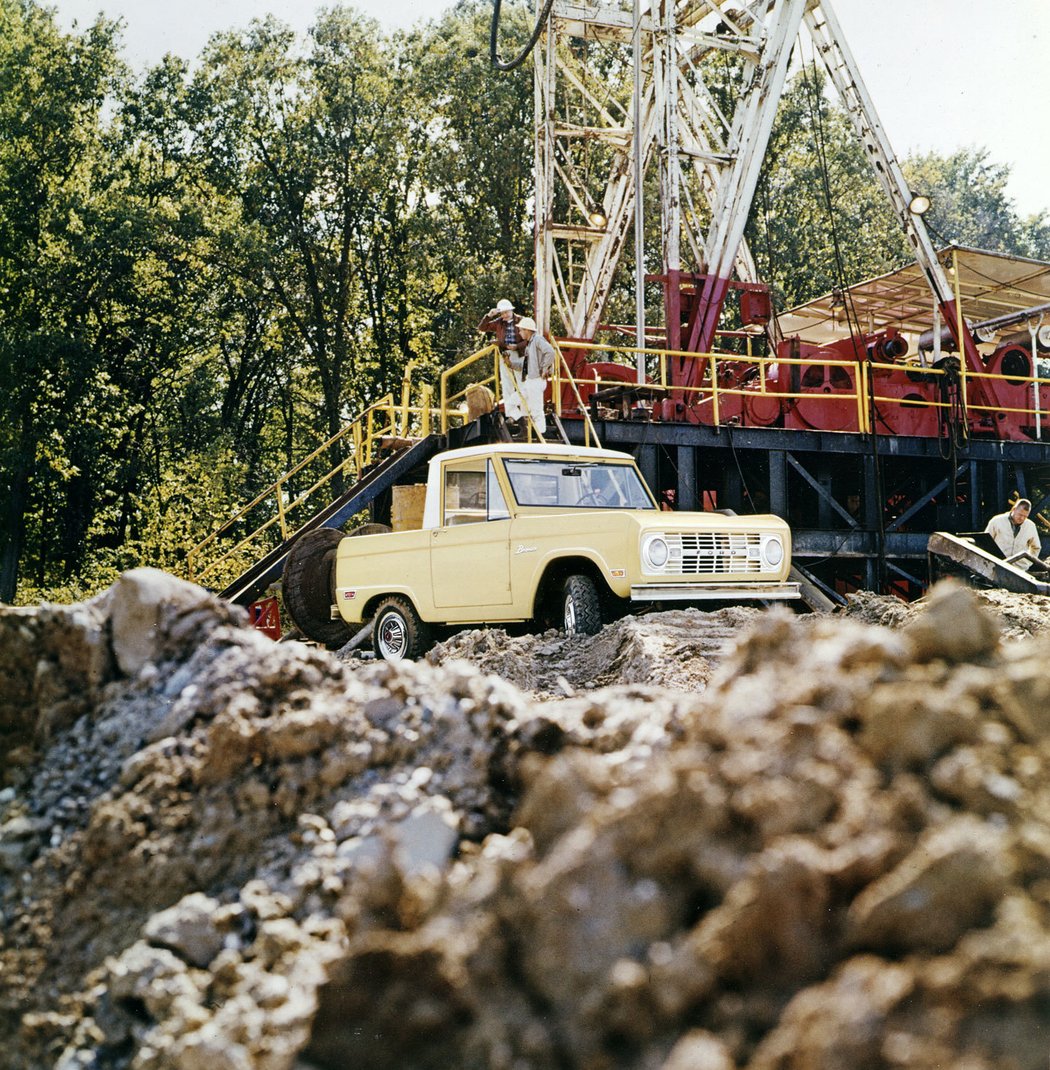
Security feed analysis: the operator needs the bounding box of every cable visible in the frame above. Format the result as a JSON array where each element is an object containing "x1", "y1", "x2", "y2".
[
  {"x1": 490, "y1": 0, "x2": 555, "y2": 72},
  {"x1": 725, "y1": 423, "x2": 756, "y2": 511},
  {"x1": 800, "y1": 52, "x2": 887, "y2": 591}
]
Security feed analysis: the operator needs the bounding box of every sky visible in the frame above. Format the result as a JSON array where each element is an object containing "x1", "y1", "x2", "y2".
[{"x1": 48, "y1": 0, "x2": 1050, "y2": 219}]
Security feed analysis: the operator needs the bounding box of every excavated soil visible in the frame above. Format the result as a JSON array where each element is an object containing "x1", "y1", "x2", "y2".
[{"x1": 4, "y1": 572, "x2": 1050, "y2": 1069}]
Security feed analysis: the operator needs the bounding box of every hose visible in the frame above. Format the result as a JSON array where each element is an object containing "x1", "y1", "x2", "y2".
[{"x1": 490, "y1": 0, "x2": 555, "y2": 71}]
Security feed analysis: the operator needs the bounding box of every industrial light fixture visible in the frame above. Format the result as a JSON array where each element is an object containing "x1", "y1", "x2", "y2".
[
  {"x1": 588, "y1": 208, "x2": 608, "y2": 228},
  {"x1": 908, "y1": 194, "x2": 932, "y2": 216},
  {"x1": 830, "y1": 287, "x2": 846, "y2": 310}
]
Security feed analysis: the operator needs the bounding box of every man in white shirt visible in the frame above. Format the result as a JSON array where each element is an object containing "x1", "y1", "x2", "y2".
[{"x1": 985, "y1": 498, "x2": 1042, "y2": 569}]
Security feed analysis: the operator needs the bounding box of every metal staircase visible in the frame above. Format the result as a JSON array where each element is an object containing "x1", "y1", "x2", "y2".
[{"x1": 219, "y1": 435, "x2": 445, "y2": 607}]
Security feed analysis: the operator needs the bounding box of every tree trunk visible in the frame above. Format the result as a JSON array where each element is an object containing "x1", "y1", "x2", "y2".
[{"x1": 0, "y1": 459, "x2": 30, "y2": 603}]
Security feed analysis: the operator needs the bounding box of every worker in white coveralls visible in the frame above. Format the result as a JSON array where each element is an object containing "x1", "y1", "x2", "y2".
[
  {"x1": 985, "y1": 497, "x2": 1042, "y2": 570},
  {"x1": 516, "y1": 316, "x2": 555, "y2": 435}
]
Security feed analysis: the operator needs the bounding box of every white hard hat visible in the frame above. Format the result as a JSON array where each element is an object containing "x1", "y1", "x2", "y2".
[
  {"x1": 496, "y1": 298, "x2": 514, "y2": 312},
  {"x1": 518, "y1": 316, "x2": 537, "y2": 331}
]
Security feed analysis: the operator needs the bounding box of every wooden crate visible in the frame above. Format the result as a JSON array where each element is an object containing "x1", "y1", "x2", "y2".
[{"x1": 392, "y1": 484, "x2": 427, "y2": 531}]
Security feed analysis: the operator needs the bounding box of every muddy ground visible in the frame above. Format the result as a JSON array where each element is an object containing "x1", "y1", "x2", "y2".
[{"x1": 4, "y1": 573, "x2": 1050, "y2": 1069}]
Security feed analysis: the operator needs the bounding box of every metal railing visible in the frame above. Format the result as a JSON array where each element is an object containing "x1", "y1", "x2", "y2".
[
  {"x1": 187, "y1": 391, "x2": 440, "y2": 588},
  {"x1": 189, "y1": 335, "x2": 1050, "y2": 589},
  {"x1": 546, "y1": 339, "x2": 1050, "y2": 439}
]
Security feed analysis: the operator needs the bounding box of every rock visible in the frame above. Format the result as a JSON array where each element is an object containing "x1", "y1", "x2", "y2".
[
  {"x1": 660, "y1": 1030, "x2": 735, "y2": 1070},
  {"x1": 144, "y1": 893, "x2": 226, "y2": 968},
  {"x1": 105, "y1": 568, "x2": 240, "y2": 676},
  {"x1": 846, "y1": 817, "x2": 1014, "y2": 953},
  {"x1": 904, "y1": 580, "x2": 1001, "y2": 663},
  {"x1": 393, "y1": 804, "x2": 459, "y2": 876},
  {"x1": 7, "y1": 572, "x2": 1050, "y2": 1070}
]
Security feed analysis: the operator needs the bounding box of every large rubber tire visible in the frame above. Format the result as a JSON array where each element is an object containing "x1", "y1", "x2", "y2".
[
  {"x1": 372, "y1": 596, "x2": 432, "y2": 662},
  {"x1": 282, "y1": 527, "x2": 352, "y2": 648},
  {"x1": 351, "y1": 523, "x2": 392, "y2": 537},
  {"x1": 562, "y1": 574, "x2": 603, "y2": 637}
]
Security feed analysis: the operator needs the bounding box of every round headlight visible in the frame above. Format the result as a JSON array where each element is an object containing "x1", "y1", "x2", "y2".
[
  {"x1": 644, "y1": 535, "x2": 669, "y2": 569},
  {"x1": 762, "y1": 535, "x2": 784, "y2": 567}
]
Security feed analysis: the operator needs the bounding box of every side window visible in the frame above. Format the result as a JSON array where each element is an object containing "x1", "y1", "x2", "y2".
[
  {"x1": 487, "y1": 460, "x2": 509, "y2": 520},
  {"x1": 443, "y1": 465, "x2": 487, "y2": 525}
]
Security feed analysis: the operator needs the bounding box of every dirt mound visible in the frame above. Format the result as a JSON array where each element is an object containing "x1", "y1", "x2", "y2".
[
  {"x1": 420, "y1": 606, "x2": 762, "y2": 697},
  {"x1": 4, "y1": 573, "x2": 1050, "y2": 1069},
  {"x1": 843, "y1": 586, "x2": 1050, "y2": 639}
]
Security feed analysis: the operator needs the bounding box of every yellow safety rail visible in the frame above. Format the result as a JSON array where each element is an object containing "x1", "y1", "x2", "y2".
[
  {"x1": 187, "y1": 389, "x2": 449, "y2": 589},
  {"x1": 558, "y1": 340, "x2": 870, "y2": 431},
  {"x1": 190, "y1": 351, "x2": 504, "y2": 589},
  {"x1": 551, "y1": 341, "x2": 602, "y2": 447},
  {"x1": 190, "y1": 328, "x2": 1050, "y2": 590},
  {"x1": 439, "y1": 344, "x2": 501, "y2": 433}
]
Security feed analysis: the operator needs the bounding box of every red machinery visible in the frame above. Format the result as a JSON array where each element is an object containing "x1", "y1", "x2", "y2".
[{"x1": 577, "y1": 296, "x2": 1050, "y2": 445}]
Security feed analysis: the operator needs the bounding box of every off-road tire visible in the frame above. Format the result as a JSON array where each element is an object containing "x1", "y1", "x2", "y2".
[
  {"x1": 372, "y1": 596, "x2": 432, "y2": 661},
  {"x1": 282, "y1": 527, "x2": 352, "y2": 648},
  {"x1": 562, "y1": 573, "x2": 603, "y2": 636},
  {"x1": 351, "y1": 523, "x2": 391, "y2": 537}
]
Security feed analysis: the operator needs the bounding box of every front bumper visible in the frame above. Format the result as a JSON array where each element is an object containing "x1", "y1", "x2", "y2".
[{"x1": 630, "y1": 582, "x2": 801, "y2": 602}]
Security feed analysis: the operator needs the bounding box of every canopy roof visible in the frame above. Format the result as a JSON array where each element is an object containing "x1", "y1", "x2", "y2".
[{"x1": 777, "y1": 246, "x2": 1050, "y2": 347}]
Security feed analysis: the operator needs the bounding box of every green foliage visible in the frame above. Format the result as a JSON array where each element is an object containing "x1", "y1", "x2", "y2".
[
  {"x1": 747, "y1": 64, "x2": 907, "y2": 311},
  {"x1": 904, "y1": 148, "x2": 1050, "y2": 261}
]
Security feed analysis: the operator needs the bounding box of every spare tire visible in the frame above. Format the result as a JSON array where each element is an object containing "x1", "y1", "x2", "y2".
[{"x1": 282, "y1": 527, "x2": 352, "y2": 647}]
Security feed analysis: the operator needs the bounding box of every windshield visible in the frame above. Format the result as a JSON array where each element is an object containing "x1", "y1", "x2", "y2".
[{"x1": 503, "y1": 459, "x2": 656, "y2": 510}]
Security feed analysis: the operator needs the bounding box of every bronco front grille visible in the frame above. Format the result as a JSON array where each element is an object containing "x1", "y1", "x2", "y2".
[{"x1": 655, "y1": 532, "x2": 765, "y2": 575}]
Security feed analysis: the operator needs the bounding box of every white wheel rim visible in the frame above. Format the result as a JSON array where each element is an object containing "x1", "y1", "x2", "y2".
[
  {"x1": 378, "y1": 612, "x2": 407, "y2": 659},
  {"x1": 564, "y1": 595, "x2": 577, "y2": 635}
]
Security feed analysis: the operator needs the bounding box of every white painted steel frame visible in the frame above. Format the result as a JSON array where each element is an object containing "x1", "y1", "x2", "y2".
[{"x1": 533, "y1": 0, "x2": 949, "y2": 354}]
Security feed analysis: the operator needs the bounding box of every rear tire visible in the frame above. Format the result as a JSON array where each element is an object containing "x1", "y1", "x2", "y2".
[
  {"x1": 351, "y1": 522, "x2": 392, "y2": 537},
  {"x1": 562, "y1": 574, "x2": 603, "y2": 636},
  {"x1": 282, "y1": 527, "x2": 352, "y2": 648},
  {"x1": 372, "y1": 596, "x2": 432, "y2": 661}
]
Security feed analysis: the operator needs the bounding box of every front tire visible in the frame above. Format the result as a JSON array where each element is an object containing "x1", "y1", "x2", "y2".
[
  {"x1": 282, "y1": 527, "x2": 352, "y2": 647},
  {"x1": 562, "y1": 574, "x2": 603, "y2": 637},
  {"x1": 372, "y1": 596, "x2": 432, "y2": 661}
]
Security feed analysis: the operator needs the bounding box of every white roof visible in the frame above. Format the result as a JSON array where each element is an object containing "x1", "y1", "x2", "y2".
[
  {"x1": 778, "y1": 245, "x2": 1050, "y2": 348},
  {"x1": 429, "y1": 442, "x2": 635, "y2": 470}
]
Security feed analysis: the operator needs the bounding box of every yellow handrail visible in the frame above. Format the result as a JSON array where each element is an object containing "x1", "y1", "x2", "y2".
[
  {"x1": 552, "y1": 341, "x2": 602, "y2": 448},
  {"x1": 439, "y1": 344, "x2": 501, "y2": 433},
  {"x1": 188, "y1": 392, "x2": 396, "y2": 585},
  {"x1": 190, "y1": 331, "x2": 1050, "y2": 590}
]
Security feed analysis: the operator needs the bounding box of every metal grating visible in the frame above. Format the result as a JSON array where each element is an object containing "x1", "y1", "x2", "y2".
[{"x1": 655, "y1": 531, "x2": 765, "y2": 575}]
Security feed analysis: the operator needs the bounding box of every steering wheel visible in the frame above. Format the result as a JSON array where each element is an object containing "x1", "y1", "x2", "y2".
[{"x1": 575, "y1": 489, "x2": 608, "y2": 507}]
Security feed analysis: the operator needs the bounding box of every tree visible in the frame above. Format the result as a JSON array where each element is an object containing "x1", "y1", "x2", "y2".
[
  {"x1": 188, "y1": 12, "x2": 432, "y2": 458},
  {"x1": 904, "y1": 147, "x2": 1050, "y2": 261},
  {"x1": 0, "y1": 0, "x2": 123, "y2": 601},
  {"x1": 405, "y1": 0, "x2": 535, "y2": 349},
  {"x1": 746, "y1": 64, "x2": 907, "y2": 313}
]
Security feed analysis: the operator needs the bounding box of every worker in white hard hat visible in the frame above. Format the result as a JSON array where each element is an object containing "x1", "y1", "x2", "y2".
[
  {"x1": 478, "y1": 298, "x2": 527, "y2": 423},
  {"x1": 517, "y1": 316, "x2": 556, "y2": 435},
  {"x1": 477, "y1": 299, "x2": 523, "y2": 354},
  {"x1": 985, "y1": 497, "x2": 1043, "y2": 570}
]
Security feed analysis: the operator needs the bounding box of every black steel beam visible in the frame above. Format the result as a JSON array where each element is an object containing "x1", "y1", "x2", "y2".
[
  {"x1": 677, "y1": 446, "x2": 698, "y2": 511},
  {"x1": 577, "y1": 418, "x2": 1050, "y2": 464},
  {"x1": 885, "y1": 464, "x2": 967, "y2": 533},
  {"x1": 786, "y1": 453, "x2": 859, "y2": 528},
  {"x1": 793, "y1": 530, "x2": 931, "y2": 558}
]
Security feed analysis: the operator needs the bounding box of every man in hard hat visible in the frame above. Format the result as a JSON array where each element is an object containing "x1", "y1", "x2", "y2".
[
  {"x1": 517, "y1": 316, "x2": 556, "y2": 435},
  {"x1": 478, "y1": 299, "x2": 527, "y2": 425},
  {"x1": 985, "y1": 497, "x2": 1042, "y2": 569},
  {"x1": 477, "y1": 298, "x2": 523, "y2": 354}
]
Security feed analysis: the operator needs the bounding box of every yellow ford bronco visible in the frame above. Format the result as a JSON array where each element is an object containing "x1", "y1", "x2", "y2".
[{"x1": 283, "y1": 443, "x2": 799, "y2": 660}]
